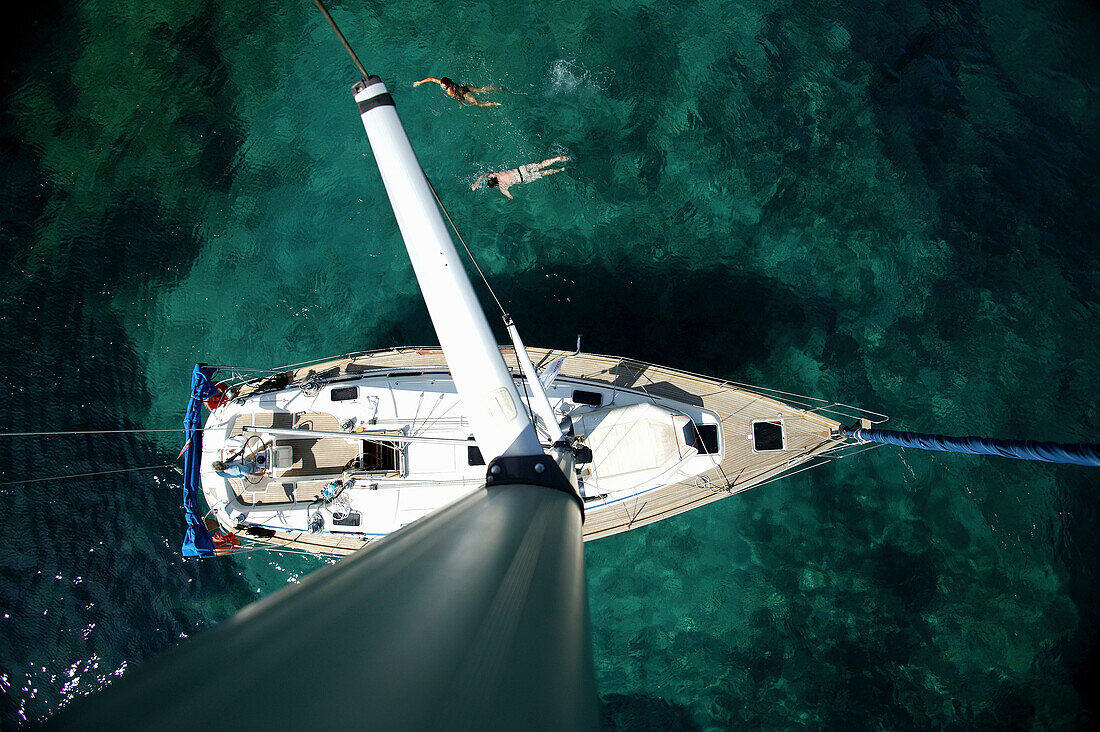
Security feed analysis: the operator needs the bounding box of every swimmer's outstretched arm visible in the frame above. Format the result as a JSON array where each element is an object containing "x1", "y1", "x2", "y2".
[
  {"x1": 499, "y1": 185, "x2": 514, "y2": 199},
  {"x1": 414, "y1": 78, "x2": 442, "y2": 86},
  {"x1": 471, "y1": 173, "x2": 492, "y2": 190}
]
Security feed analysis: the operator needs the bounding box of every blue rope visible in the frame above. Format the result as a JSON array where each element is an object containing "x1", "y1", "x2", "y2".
[{"x1": 844, "y1": 428, "x2": 1100, "y2": 467}]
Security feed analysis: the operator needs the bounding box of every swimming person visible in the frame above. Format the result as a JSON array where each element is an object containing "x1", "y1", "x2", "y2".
[
  {"x1": 471, "y1": 156, "x2": 570, "y2": 199},
  {"x1": 413, "y1": 77, "x2": 501, "y2": 107}
]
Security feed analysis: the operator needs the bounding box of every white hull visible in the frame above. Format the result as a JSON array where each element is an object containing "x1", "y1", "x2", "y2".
[
  {"x1": 199, "y1": 347, "x2": 859, "y2": 554},
  {"x1": 203, "y1": 364, "x2": 720, "y2": 543}
]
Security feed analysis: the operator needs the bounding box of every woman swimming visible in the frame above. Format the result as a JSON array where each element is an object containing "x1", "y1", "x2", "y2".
[
  {"x1": 471, "y1": 156, "x2": 570, "y2": 199},
  {"x1": 414, "y1": 77, "x2": 501, "y2": 107}
]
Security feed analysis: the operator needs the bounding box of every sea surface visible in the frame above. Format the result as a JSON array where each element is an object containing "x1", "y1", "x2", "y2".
[{"x1": 1, "y1": 0, "x2": 1098, "y2": 727}]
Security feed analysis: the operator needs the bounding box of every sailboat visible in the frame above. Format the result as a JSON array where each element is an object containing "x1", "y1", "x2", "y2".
[
  {"x1": 195, "y1": 347, "x2": 881, "y2": 554},
  {"x1": 185, "y1": 67, "x2": 883, "y2": 557}
]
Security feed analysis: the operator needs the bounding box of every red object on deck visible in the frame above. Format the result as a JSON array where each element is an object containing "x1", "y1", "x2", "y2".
[
  {"x1": 212, "y1": 533, "x2": 241, "y2": 552},
  {"x1": 205, "y1": 381, "x2": 228, "y2": 410}
]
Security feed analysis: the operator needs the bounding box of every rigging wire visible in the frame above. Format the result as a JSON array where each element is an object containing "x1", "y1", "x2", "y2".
[
  {"x1": 0, "y1": 463, "x2": 176, "y2": 488},
  {"x1": 313, "y1": 0, "x2": 370, "y2": 81},
  {"x1": 427, "y1": 177, "x2": 509, "y2": 317},
  {"x1": 0, "y1": 428, "x2": 189, "y2": 438},
  {"x1": 515, "y1": 370, "x2": 538, "y2": 436}
]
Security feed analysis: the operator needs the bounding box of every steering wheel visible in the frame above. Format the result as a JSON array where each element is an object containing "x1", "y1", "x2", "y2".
[{"x1": 242, "y1": 433, "x2": 270, "y2": 486}]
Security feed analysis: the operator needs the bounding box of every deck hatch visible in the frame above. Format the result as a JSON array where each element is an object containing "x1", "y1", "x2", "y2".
[
  {"x1": 362, "y1": 441, "x2": 401, "y2": 472},
  {"x1": 694, "y1": 424, "x2": 720, "y2": 454},
  {"x1": 332, "y1": 512, "x2": 362, "y2": 527},
  {"x1": 752, "y1": 420, "x2": 785, "y2": 451},
  {"x1": 331, "y1": 386, "x2": 359, "y2": 401}
]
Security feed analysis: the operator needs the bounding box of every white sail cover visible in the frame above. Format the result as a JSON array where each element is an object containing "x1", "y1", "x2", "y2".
[{"x1": 573, "y1": 403, "x2": 697, "y2": 493}]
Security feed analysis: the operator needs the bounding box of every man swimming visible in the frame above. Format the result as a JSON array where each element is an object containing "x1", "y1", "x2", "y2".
[
  {"x1": 414, "y1": 76, "x2": 501, "y2": 107},
  {"x1": 471, "y1": 156, "x2": 570, "y2": 199}
]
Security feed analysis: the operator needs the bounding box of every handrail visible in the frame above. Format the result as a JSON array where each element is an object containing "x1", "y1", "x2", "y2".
[{"x1": 212, "y1": 345, "x2": 890, "y2": 431}]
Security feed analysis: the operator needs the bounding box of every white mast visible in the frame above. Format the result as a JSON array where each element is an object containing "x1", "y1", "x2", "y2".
[{"x1": 352, "y1": 77, "x2": 543, "y2": 462}]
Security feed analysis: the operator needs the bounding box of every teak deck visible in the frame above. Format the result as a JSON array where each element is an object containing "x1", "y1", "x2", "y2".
[{"x1": 216, "y1": 347, "x2": 847, "y2": 554}]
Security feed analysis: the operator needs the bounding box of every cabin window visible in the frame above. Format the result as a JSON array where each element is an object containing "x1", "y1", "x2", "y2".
[
  {"x1": 468, "y1": 438, "x2": 485, "y2": 466},
  {"x1": 331, "y1": 386, "x2": 359, "y2": 402},
  {"x1": 572, "y1": 389, "x2": 603, "y2": 406},
  {"x1": 752, "y1": 420, "x2": 785, "y2": 451},
  {"x1": 332, "y1": 512, "x2": 362, "y2": 527}
]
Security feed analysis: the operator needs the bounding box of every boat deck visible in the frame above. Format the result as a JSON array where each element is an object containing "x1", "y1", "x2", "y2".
[
  {"x1": 219, "y1": 347, "x2": 849, "y2": 554},
  {"x1": 220, "y1": 412, "x2": 363, "y2": 505}
]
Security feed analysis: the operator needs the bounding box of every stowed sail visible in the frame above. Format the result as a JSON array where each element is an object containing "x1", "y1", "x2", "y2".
[{"x1": 181, "y1": 365, "x2": 219, "y2": 557}]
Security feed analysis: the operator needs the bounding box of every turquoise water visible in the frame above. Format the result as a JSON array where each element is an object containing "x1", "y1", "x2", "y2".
[{"x1": 1, "y1": 0, "x2": 1098, "y2": 726}]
